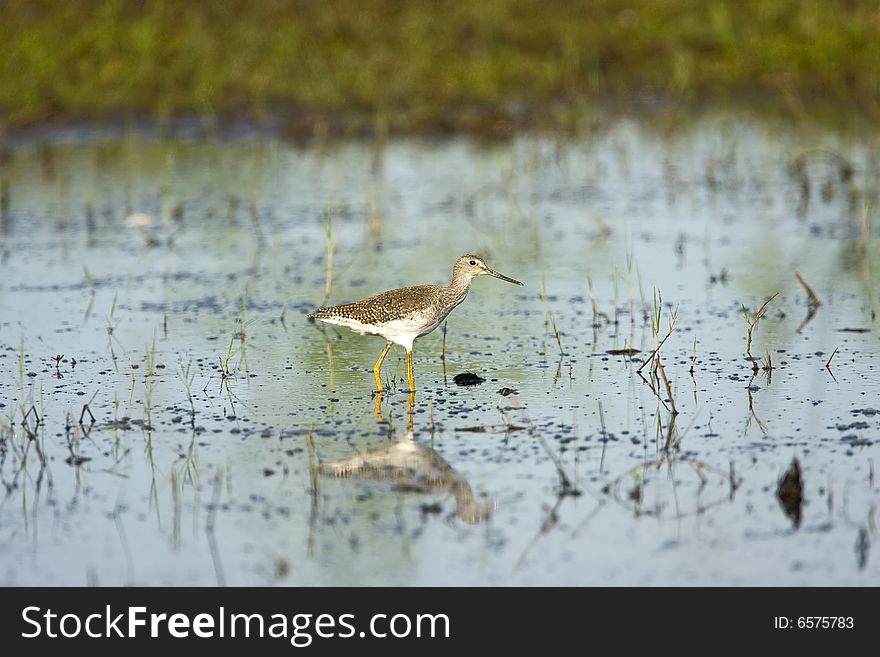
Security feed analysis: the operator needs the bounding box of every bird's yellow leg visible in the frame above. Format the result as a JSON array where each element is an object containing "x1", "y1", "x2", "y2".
[
  {"x1": 374, "y1": 391, "x2": 384, "y2": 420},
  {"x1": 373, "y1": 343, "x2": 392, "y2": 392},
  {"x1": 406, "y1": 350, "x2": 415, "y2": 392}
]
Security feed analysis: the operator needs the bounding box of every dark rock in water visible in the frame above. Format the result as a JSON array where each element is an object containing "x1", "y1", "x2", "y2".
[
  {"x1": 836, "y1": 421, "x2": 869, "y2": 431},
  {"x1": 453, "y1": 372, "x2": 486, "y2": 386},
  {"x1": 777, "y1": 458, "x2": 803, "y2": 529}
]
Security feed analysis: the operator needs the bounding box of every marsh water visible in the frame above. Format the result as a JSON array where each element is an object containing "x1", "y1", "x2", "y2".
[{"x1": 1, "y1": 115, "x2": 878, "y2": 585}]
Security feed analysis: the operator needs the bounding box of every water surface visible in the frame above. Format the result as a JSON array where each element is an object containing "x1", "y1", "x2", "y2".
[{"x1": 1, "y1": 116, "x2": 878, "y2": 585}]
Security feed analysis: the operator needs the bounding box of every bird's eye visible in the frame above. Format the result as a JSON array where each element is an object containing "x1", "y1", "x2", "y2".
[{"x1": 468, "y1": 259, "x2": 477, "y2": 266}]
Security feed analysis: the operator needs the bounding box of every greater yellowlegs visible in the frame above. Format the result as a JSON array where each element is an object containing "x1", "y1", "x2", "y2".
[{"x1": 308, "y1": 254, "x2": 522, "y2": 392}]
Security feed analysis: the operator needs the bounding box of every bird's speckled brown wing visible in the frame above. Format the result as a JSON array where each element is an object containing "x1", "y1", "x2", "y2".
[{"x1": 309, "y1": 284, "x2": 446, "y2": 325}]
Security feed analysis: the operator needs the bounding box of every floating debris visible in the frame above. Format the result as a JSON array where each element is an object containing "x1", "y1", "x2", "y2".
[
  {"x1": 453, "y1": 372, "x2": 486, "y2": 386},
  {"x1": 606, "y1": 348, "x2": 640, "y2": 356}
]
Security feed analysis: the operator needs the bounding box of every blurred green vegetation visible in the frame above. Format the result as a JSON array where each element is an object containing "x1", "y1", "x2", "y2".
[{"x1": 2, "y1": 0, "x2": 879, "y2": 133}]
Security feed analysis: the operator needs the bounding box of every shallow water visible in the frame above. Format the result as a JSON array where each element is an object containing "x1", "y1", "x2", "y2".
[{"x1": 1, "y1": 116, "x2": 878, "y2": 585}]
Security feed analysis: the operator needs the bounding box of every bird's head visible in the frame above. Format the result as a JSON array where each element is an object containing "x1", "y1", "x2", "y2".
[{"x1": 453, "y1": 254, "x2": 523, "y2": 286}]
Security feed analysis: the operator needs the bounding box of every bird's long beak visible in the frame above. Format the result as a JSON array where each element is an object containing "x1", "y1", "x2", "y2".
[{"x1": 487, "y1": 268, "x2": 524, "y2": 286}]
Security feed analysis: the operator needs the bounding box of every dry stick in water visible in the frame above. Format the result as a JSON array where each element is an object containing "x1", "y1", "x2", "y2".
[
  {"x1": 825, "y1": 346, "x2": 839, "y2": 369},
  {"x1": 825, "y1": 346, "x2": 840, "y2": 383},
  {"x1": 79, "y1": 403, "x2": 96, "y2": 426},
  {"x1": 747, "y1": 384, "x2": 767, "y2": 434},
  {"x1": 795, "y1": 272, "x2": 821, "y2": 307},
  {"x1": 636, "y1": 326, "x2": 674, "y2": 375},
  {"x1": 744, "y1": 292, "x2": 779, "y2": 360},
  {"x1": 636, "y1": 369, "x2": 669, "y2": 412},
  {"x1": 655, "y1": 356, "x2": 677, "y2": 415},
  {"x1": 794, "y1": 273, "x2": 821, "y2": 334}
]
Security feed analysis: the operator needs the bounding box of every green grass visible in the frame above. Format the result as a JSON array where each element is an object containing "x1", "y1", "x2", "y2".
[{"x1": 2, "y1": 0, "x2": 879, "y2": 133}]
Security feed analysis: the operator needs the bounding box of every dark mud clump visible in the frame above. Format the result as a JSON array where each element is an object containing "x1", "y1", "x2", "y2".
[{"x1": 453, "y1": 372, "x2": 486, "y2": 386}]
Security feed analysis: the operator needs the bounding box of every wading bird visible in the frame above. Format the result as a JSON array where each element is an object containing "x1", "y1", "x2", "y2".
[{"x1": 309, "y1": 254, "x2": 522, "y2": 393}]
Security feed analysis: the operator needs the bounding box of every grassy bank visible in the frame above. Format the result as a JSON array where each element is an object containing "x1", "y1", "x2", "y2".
[{"x1": 2, "y1": 0, "x2": 879, "y2": 134}]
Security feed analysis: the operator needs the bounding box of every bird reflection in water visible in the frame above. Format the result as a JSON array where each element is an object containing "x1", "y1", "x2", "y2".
[{"x1": 317, "y1": 419, "x2": 491, "y2": 525}]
